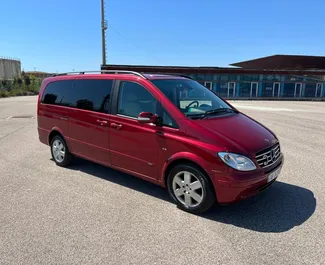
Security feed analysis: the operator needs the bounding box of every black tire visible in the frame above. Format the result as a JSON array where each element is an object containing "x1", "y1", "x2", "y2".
[
  {"x1": 167, "y1": 163, "x2": 216, "y2": 214},
  {"x1": 50, "y1": 135, "x2": 72, "y2": 167}
]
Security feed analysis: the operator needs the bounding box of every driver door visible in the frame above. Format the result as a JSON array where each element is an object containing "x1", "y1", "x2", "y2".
[{"x1": 109, "y1": 81, "x2": 159, "y2": 179}]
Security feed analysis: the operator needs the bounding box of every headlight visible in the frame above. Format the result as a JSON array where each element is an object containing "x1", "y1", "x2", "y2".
[{"x1": 218, "y1": 152, "x2": 256, "y2": 171}]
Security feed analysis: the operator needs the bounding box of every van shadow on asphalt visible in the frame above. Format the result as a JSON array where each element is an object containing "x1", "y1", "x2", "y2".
[{"x1": 68, "y1": 158, "x2": 316, "y2": 233}]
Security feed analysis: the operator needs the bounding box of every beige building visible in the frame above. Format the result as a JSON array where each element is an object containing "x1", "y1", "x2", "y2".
[{"x1": 0, "y1": 57, "x2": 21, "y2": 79}]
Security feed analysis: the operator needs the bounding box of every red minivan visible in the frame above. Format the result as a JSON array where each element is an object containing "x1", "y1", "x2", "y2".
[{"x1": 37, "y1": 71, "x2": 283, "y2": 214}]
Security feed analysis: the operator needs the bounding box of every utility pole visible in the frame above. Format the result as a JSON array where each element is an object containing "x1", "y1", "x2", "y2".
[{"x1": 101, "y1": 0, "x2": 108, "y2": 66}]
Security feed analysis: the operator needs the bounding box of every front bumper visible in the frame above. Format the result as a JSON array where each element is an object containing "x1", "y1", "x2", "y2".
[{"x1": 214, "y1": 154, "x2": 284, "y2": 204}]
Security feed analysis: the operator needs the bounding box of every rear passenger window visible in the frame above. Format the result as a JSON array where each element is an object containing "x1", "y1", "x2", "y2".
[
  {"x1": 42, "y1": 80, "x2": 73, "y2": 106},
  {"x1": 71, "y1": 79, "x2": 112, "y2": 113}
]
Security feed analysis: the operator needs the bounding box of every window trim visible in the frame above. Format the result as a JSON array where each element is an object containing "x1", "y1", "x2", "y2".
[
  {"x1": 273, "y1": 82, "x2": 281, "y2": 97},
  {"x1": 294, "y1": 82, "x2": 303, "y2": 98},
  {"x1": 204, "y1": 81, "x2": 213, "y2": 90},
  {"x1": 316, "y1": 83, "x2": 323, "y2": 97},
  {"x1": 116, "y1": 113, "x2": 137, "y2": 120},
  {"x1": 227, "y1": 82, "x2": 236, "y2": 97},
  {"x1": 250, "y1": 82, "x2": 259, "y2": 97}
]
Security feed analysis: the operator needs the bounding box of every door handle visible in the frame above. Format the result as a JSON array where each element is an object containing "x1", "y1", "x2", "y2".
[
  {"x1": 156, "y1": 130, "x2": 164, "y2": 136},
  {"x1": 96, "y1": 119, "x2": 108, "y2": 126},
  {"x1": 59, "y1": 116, "x2": 69, "y2": 121},
  {"x1": 110, "y1": 122, "x2": 123, "y2": 129}
]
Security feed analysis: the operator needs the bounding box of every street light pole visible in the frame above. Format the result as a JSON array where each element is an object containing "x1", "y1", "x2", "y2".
[{"x1": 101, "y1": 0, "x2": 107, "y2": 66}]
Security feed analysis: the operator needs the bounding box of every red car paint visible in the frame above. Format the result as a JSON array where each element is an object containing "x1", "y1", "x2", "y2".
[{"x1": 37, "y1": 73, "x2": 283, "y2": 204}]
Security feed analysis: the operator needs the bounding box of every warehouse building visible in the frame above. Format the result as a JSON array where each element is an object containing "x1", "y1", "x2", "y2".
[{"x1": 102, "y1": 55, "x2": 325, "y2": 99}]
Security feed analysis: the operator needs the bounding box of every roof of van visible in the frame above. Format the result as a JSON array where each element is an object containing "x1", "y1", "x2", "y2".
[
  {"x1": 143, "y1": 74, "x2": 189, "y2": 79},
  {"x1": 47, "y1": 72, "x2": 190, "y2": 81}
]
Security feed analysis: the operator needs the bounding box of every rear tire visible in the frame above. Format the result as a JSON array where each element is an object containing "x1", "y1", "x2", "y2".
[
  {"x1": 50, "y1": 135, "x2": 72, "y2": 167},
  {"x1": 167, "y1": 163, "x2": 216, "y2": 214}
]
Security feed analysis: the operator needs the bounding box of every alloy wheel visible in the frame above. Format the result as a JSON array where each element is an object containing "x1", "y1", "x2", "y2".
[
  {"x1": 52, "y1": 139, "x2": 65, "y2": 163},
  {"x1": 172, "y1": 171, "x2": 204, "y2": 207}
]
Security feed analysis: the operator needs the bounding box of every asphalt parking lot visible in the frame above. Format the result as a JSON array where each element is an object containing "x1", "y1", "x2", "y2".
[{"x1": 0, "y1": 96, "x2": 324, "y2": 265}]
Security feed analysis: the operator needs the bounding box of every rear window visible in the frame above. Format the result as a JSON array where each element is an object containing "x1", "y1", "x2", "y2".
[
  {"x1": 42, "y1": 80, "x2": 73, "y2": 106},
  {"x1": 42, "y1": 79, "x2": 113, "y2": 113}
]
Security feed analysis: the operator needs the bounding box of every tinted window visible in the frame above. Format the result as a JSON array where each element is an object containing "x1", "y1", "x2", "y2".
[
  {"x1": 118, "y1": 81, "x2": 157, "y2": 118},
  {"x1": 216, "y1": 82, "x2": 228, "y2": 97},
  {"x1": 161, "y1": 109, "x2": 178, "y2": 128},
  {"x1": 71, "y1": 79, "x2": 112, "y2": 113},
  {"x1": 239, "y1": 83, "x2": 251, "y2": 97},
  {"x1": 239, "y1": 75, "x2": 259, "y2": 81},
  {"x1": 42, "y1": 80, "x2": 73, "y2": 106},
  {"x1": 305, "y1": 83, "x2": 317, "y2": 97},
  {"x1": 283, "y1": 83, "x2": 295, "y2": 97},
  {"x1": 261, "y1": 82, "x2": 274, "y2": 97}
]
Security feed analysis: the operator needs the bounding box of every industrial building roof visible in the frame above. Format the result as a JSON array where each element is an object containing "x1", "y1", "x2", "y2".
[
  {"x1": 102, "y1": 63, "x2": 325, "y2": 75},
  {"x1": 231, "y1": 55, "x2": 325, "y2": 70}
]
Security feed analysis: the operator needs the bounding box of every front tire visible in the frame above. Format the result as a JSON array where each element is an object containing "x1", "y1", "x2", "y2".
[
  {"x1": 50, "y1": 135, "x2": 72, "y2": 167},
  {"x1": 167, "y1": 163, "x2": 216, "y2": 214}
]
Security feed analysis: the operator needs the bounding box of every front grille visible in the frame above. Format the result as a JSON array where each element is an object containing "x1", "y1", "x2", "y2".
[{"x1": 256, "y1": 143, "x2": 281, "y2": 168}]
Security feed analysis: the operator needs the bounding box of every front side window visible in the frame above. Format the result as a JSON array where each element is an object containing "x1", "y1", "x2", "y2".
[
  {"x1": 118, "y1": 81, "x2": 157, "y2": 118},
  {"x1": 151, "y1": 79, "x2": 233, "y2": 118}
]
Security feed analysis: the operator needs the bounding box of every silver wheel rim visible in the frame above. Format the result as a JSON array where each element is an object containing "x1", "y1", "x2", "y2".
[
  {"x1": 52, "y1": 139, "x2": 65, "y2": 163},
  {"x1": 172, "y1": 171, "x2": 204, "y2": 207}
]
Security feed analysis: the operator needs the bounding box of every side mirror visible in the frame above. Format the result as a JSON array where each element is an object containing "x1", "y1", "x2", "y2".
[{"x1": 137, "y1": 112, "x2": 159, "y2": 124}]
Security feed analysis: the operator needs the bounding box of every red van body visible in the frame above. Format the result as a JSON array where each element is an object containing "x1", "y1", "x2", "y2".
[{"x1": 37, "y1": 72, "x2": 284, "y2": 213}]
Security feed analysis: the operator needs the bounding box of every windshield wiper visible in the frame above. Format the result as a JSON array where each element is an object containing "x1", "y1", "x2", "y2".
[{"x1": 201, "y1": 108, "x2": 238, "y2": 119}]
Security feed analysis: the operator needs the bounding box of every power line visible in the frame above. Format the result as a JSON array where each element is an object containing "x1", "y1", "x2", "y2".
[{"x1": 108, "y1": 25, "x2": 164, "y2": 64}]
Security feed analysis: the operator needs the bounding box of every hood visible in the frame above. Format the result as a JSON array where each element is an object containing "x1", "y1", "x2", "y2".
[{"x1": 193, "y1": 113, "x2": 277, "y2": 155}]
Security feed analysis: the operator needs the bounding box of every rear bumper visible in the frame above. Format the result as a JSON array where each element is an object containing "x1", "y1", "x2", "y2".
[
  {"x1": 214, "y1": 155, "x2": 284, "y2": 204},
  {"x1": 38, "y1": 127, "x2": 49, "y2": 145}
]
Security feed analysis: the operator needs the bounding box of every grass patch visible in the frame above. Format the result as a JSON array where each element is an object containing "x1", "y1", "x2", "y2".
[
  {"x1": 0, "y1": 90, "x2": 10, "y2": 97},
  {"x1": 0, "y1": 88, "x2": 39, "y2": 98}
]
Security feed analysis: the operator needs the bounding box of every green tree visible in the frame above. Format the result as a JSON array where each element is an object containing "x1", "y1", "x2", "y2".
[{"x1": 24, "y1": 75, "x2": 31, "y2": 86}]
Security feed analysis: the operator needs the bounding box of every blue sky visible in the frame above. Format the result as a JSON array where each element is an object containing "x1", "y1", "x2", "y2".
[{"x1": 1, "y1": 0, "x2": 325, "y2": 73}]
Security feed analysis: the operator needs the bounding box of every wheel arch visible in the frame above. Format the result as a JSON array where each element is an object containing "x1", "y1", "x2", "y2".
[
  {"x1": 162, "y1": 153, "x2": 216, "y2": 196},
  {"x1": 48, "y1": 128, "x2": 65, "y2": 145}
]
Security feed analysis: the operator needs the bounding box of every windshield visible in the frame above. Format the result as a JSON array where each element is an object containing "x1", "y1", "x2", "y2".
[{"x1": 151, "y1": 79, "x2": 232, "y2": 117}]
